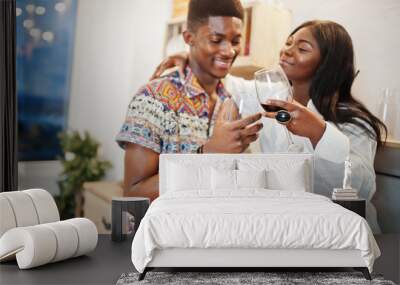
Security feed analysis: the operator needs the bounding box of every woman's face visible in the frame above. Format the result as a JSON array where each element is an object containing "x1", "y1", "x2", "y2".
[{"x1": 279, "y1": 27, "x2": 321, "y2": 82}]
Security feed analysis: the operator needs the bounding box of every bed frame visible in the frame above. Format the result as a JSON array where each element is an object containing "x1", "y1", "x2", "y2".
[
  {"x1": 139, "y1": 248, "x2": 371, "y2": 280},
  {"x1": 138, "y1": 154, "x2": 372, "y2": 281}
]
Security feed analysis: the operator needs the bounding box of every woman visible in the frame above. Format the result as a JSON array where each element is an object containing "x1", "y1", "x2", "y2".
[{"x1": 153, "y1": 20, "x2": 386, "y2": 233}]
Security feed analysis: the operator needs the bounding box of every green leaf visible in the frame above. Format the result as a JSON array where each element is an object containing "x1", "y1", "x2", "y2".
[{"x1": 56, "y1": 130, "x2": 112, "y2": 218}]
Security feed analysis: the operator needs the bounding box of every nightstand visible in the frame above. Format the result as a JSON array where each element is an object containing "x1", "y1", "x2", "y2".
[
  {"x1": 111, "y1": 197, "x2": 150, "y2": 242},
  {"x1": 332, "y1": 198, "x2": 366, "y2": 218}
]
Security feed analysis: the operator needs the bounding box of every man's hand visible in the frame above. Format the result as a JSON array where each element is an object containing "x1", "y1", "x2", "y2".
[{"x1": 204, "y1": 99, "x2": 263, "y2": 153}]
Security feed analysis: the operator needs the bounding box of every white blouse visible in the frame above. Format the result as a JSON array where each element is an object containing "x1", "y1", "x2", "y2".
[{"x1": 224, "y1": 74, "x2": 380, "y2": 233}]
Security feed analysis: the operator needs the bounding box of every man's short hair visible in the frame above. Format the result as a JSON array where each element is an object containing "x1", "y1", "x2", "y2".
[{"x1": 187, "y1": 0, "x2": 244, "y2": 31}]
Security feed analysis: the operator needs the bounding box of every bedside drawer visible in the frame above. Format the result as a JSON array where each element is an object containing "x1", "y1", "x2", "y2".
[{"x1": 332, "y1": 199, "x2": 366, "y2": 218}]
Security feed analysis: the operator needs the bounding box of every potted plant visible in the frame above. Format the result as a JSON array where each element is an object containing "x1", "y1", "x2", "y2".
[{"x1": 56, "y1": 130, "x2": 112, "y2": 219}]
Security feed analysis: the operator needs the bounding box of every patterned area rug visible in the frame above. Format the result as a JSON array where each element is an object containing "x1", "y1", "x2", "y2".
[{"x1": 116, "y1": 271, "x2": 396, "y2": 285}]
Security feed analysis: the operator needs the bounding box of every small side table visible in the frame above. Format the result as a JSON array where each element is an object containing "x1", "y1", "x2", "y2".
[
  {"x1": 111, "y1": 197, "x2": 150, "y2": 242},
  {"x1": 332, "y1": 198, "x2": 366, "y2": 218}
]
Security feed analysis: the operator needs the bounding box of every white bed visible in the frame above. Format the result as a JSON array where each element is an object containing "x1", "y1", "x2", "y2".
[{"x1": 131, "y1": 154, "x2": 380, "y2": 280}]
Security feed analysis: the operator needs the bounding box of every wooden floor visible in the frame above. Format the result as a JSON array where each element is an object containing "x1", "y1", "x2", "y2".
[{"x1": 0, "y1": 234, "x2": 398, "y2": 284}]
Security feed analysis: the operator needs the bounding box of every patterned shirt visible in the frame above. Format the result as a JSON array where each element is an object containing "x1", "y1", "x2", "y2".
[{"x1": 116, "y1": 66, "x2": 230, "y2": 153}]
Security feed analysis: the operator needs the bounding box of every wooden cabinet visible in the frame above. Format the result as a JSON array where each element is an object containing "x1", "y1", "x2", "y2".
[
  {"x1": 231, "y1": 2, "x2": 292, "y2": 79},
  {"x1": 83, "y1": 181, "x2": 124, "y2": 234},
  {"x1": 164, "y1": 1, "x2": 292, "y2": 79},
  {"x1": 171, "y1": 0, "x2": 189, "y2": 19},
  {"x1": 164, "y1": 16, "x2": 187, "y2": 57}
]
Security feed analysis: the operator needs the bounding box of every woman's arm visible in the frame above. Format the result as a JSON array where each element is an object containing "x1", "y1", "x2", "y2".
[
  {"x1": 124, "y1": 143, "x2": 159, "y2": 202},
  {"x1": 150, "y1": 52, "x2": 188, "y2": 80}
]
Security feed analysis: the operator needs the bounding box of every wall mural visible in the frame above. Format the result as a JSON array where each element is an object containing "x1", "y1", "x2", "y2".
[{"x1": 16, "y1": 0, "x2": 77, "y2": 161}]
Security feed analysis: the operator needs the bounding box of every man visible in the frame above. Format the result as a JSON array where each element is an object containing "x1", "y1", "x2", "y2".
[{"x1": 116, "y1": 0, "x2": 263, "y2": 201}]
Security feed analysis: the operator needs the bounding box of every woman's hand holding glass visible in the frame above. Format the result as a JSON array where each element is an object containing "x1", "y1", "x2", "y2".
[
  {"x1": 263, "y1": 99, "x2": 326, "y2": 148},
  {"x1": 254, "y1": 66, "x2": 303, "y2": 152}
]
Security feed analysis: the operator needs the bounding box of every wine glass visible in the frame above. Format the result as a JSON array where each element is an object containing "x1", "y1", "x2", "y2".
[{"x1": 254, "y1": 65, "x2": 303, "y2": 152}]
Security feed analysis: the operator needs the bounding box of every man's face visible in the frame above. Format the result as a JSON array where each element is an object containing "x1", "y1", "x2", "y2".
[{"x1": 185, "y1": 16, "x2": 242, "y2": 79}]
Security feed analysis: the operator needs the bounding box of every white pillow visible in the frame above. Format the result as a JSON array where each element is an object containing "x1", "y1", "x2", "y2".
[
  {"x1": 237, "y1": 159, "x2": 310, "y2": 192},
  {"x1": 266, "y1": 165, "x2": 307, "y2": 191},
  {"x1": 211, "y1": 168, "x2": 236, "y2": 190},
  {"x1": 168, "y1": 162, "x2": 210, "y2": 191},
  {"x1": 236, "y1": 169, "x2": 267, "y2": 189},
  {"x1": 167, "y1": 160, "x2": 236, "y2": 192},
  {"x1": 211, "y1": 169, "x2": 267, "y2": 190}
]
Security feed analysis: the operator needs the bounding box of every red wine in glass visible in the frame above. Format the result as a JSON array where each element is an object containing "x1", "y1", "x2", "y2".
[
  {"x1": 254, "y1": 66, "x2": 303, "y2": 152},
  {"x1": 260, "y1": 104, "x2": 287, "y2": 112}
]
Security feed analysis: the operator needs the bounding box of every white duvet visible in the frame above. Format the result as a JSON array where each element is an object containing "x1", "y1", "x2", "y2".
[{"x1": 131, "y1": 190, "x2": 380, "y2": 273}]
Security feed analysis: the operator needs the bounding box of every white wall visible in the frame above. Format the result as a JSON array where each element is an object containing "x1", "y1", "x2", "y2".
[
  {"x1": 18, "y1": 161, "x2": 62, "y2": 195},
  {"x1": 64, "y1": 0, "x2": 171, "y2": 181},
  {"x1": 280, "y1": 0, "x2": 400, "y2": 114},
  {"x1": 19, "y1": 0, "x2": 172, "y2": 194}
]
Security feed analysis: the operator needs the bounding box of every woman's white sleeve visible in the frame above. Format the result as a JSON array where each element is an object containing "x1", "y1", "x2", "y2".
[
  {"x1": 314, "y1": 122, "x2": 350, "y2": 163},
  {"x1": 315, "y1": 121, "x2": 377, "y2": 199},
  {"x1": 315, "y1": 122, "x2": 376, "y2": 174}
]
